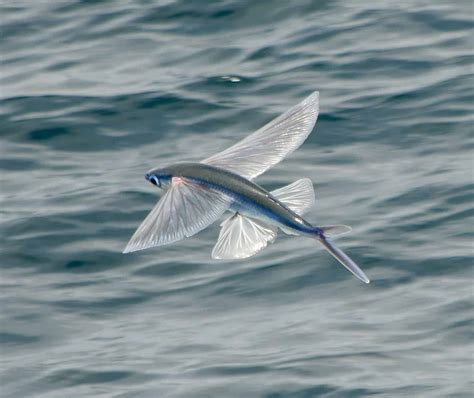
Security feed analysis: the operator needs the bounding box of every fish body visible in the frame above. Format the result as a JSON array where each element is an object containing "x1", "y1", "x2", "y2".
[
  {"x1": 124, "y1": 91, "x2": 371, "y2": 284},
  {"x1": 149, "y1": 162, "x2": 316, "y2": 235}
]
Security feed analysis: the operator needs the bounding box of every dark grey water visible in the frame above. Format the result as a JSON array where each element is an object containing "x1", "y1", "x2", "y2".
[{"x1": 1, "y1": 1, "x2": 473, "y2": 397}]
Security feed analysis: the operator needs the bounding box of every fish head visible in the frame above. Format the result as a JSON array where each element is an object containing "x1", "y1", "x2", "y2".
[{"x1": 145, "y1": 167, "x2": 172, "y2": 190}]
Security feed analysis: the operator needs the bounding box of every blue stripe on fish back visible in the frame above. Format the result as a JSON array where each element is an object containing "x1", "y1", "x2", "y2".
[{"x1": 191, "y1": 176, "x2": 319, "y2": 235}]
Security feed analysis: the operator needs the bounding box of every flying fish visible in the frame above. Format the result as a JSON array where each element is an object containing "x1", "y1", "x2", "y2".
[{"x1": 124, "y1": 91, "x2": 370, "y2": 283}]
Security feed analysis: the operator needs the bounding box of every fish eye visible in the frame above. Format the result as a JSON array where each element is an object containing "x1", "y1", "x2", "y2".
[{"x1": 149, "y1": 176, "x2": 161, "y2": 187}]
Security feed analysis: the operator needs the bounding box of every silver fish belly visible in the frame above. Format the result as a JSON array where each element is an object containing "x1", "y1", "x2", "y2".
[{"x1": 166, "y1": 162, "x2": 315, "y2": 235}]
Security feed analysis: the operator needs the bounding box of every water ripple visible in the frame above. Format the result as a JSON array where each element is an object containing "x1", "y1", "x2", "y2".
[{"x1": 1, "y1": 1, "x2": 472, "y2": 397}]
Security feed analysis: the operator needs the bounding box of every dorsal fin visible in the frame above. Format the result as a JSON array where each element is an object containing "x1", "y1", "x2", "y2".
[{"x1": 271, "y1": 178, "x2": 315, "y2": 215}]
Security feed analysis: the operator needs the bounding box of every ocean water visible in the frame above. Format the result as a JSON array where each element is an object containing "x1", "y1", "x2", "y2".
[{"x1": 1, "y1": 1, "x2": 473, "y2": 397}]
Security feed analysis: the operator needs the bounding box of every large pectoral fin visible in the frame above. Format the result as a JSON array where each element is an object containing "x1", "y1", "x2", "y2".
[
  {"x1": 202, "y1": 91, "x2": 319, "y2": 180},
  {"x1": 124, "y1": 178, "x2": 231, "y2": 253}
]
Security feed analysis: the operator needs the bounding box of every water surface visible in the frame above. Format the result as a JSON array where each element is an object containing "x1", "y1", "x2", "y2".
[{"x1": 1, "y1": 1, "x2": 473, "y2": 397}]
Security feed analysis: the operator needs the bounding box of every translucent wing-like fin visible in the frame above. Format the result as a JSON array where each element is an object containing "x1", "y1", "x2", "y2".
[
  {"x1": 203, "y1": 91, "x2": 319, "y2": 180},
  {"x1": 123, "y1": 178, "x2": 231, "y2": 253},
  {"x1": 212, "y1": 213, "x2": 277, "y2": 260},
  {"x1": 271, "y1": 178, "x2": 315, "y2": 215},
  {"x1": 320, "y1": 225, "x2": 352, "y2": 238}
]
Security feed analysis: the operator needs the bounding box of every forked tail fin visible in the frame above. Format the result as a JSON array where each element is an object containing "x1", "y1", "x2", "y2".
[{"x1": 318, "y1": 236, "x2": 370, "y2": 284}]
